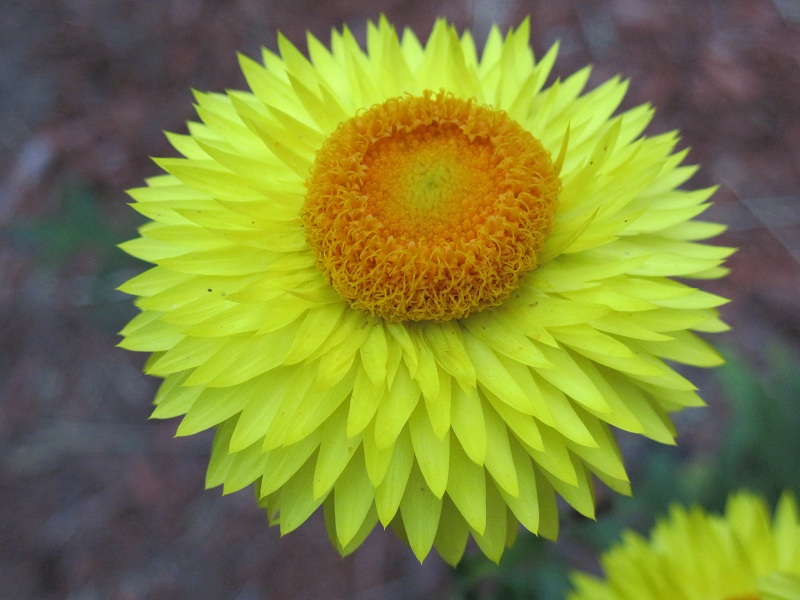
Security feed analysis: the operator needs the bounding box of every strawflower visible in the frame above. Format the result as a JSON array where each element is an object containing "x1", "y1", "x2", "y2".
[
  {"x1": 568, "y1": 491, "x2": 800, "y2": 600},
  {"x1": 119, "y1": 17, "x2": 732, "y2": 564}
]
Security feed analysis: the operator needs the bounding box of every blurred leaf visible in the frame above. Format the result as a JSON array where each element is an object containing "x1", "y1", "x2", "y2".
[
  {"x1": 9, "y1": 181, "x2": 123, "y2": 268},
  {"x1": 446, "y1": 532, "x2": 571, "y2": 600},
  {"x1": 7, "y1": 180, "x2": 144, "y2": 332},
  {"x1": 707, "y1": 346, "x2": 800, "y2": 507}
]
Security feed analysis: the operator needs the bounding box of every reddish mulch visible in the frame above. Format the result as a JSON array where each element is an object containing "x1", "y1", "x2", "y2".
[{"x1": 2, "y1": 1, "x2": 799, "y2": 598}]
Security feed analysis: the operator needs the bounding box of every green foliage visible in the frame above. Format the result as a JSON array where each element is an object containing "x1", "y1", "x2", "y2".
[
  {"x1": 9, "y1": 181, "x2": 123, "y2": 269},
  {"x1": 446, "y1": 342, "x2": 800, "y2": 599},
  {"x1": 446, "y1": 533, "x2": 571, "y2": 600},
  {"x1": 704, "y1": 346, "x2": 800, "y2": 508},
  {"x1": 8, "y1": 180, "x2": 143, "y2": 332}
]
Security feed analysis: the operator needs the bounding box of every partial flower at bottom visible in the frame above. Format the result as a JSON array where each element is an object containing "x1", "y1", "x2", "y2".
[
  {"x1": 118, "y1": 17, "x2": 733, "y2": 564},
  {"x1": 568, "y1": 491, "x2": 800, "y2": 600}
]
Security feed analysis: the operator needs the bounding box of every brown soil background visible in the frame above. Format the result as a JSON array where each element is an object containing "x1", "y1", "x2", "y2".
[{"x1": 2, "y1": 1, "x2": 799, "y2": 599}]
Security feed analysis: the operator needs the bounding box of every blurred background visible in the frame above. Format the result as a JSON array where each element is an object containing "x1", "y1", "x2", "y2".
[{"x1": 2, "y1": 0, "x2": 799, "y2": 598}]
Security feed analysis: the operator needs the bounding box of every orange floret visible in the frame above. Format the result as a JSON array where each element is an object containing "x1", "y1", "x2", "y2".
[{"x1": 303, "y1": 90, "x2": 560, "y2": 321}]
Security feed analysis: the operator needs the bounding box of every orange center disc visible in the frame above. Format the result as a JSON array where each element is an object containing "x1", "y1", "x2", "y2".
[{"x1": 302, "y1": 90, "x2": 560, "y2": 322}]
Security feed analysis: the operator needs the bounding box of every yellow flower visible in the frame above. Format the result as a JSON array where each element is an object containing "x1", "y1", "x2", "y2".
[
  {"x1": 568, "y1": 491, "x2": 800, "y2": 600},
  {"x1": 118, "y1": 17, "x2": 732, "y2": 564}
]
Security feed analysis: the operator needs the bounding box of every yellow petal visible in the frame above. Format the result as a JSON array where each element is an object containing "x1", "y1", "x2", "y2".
[
  {"x1": 470, "y1": 482, "x2": 507, "y2": 564},
  {"x1": 482, "y1": 405, "x2": 519, "y2": 497},
  {"x1": 313, "y1": 404, "x2": 360, "y2": 498},
  {"x1": 347, "y1": 365, "x2": 385, "y2": 438},
  {"x1": 373, "y1": 363, "x2": 420, "y2": 449},
  {"x1": 260, "y1": 431, "x2": 320, "y2": 496},
  {"x1": 450, "y1": 385, "x2": 487, "y2": 465},
  {"x1": 447, "y1": 436, "x2": 486, "y2": 534},
  {"x1": 276, "y1": 453, "x2": 325, "y2": 535},
  {"x1": 375, "y1": 429, "x2": 414, "y2": 526},
  {"x1": 333, "y1": 450, "x2": 375, "y2": 547},
  {"x1": 433, "y1": 497, "x2": 470, "y2": 566},
  {"x1": 400, "y1": 464, "x2": 442, "y2": 562},
  {"x1": 409, "y1": 404, "x2": 450, "y2": 498}
]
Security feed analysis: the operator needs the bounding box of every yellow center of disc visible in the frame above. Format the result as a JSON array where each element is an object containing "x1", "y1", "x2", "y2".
[{"x1": 302, "y1": 90, "x2": 560, "y2": 322}]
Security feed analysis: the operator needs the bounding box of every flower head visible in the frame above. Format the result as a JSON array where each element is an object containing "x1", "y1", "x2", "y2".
[
  {"x1": 568, "y1": 491, "x2": 800, "y2": 600},
  {"x1": 119, "y1": 17, "x2": 732, "y2": 564}
]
